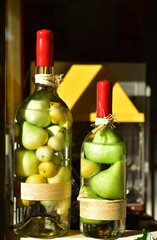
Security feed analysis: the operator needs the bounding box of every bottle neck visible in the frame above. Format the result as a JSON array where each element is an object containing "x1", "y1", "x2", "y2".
[
  {"x1": 33, "y1": 81, "x2": 57, "y2": 97},
  {"x1": 35, "y1": 66, "x2": 54, "y2": 74},
  {"x1": 34, "y1": 66, "x2": 56, "y2": 91}
]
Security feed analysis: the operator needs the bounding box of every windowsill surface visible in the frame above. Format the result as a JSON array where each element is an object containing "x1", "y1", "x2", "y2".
[{"x1": 7, "y1": 230, "x2": 157, "y2": 240}]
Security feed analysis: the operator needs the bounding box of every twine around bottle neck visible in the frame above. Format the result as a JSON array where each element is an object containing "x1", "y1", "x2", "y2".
[
  {"x1": 35, "y1": 73, "x2": 63, "y2": 88},
  {"x1": 92, "y1": 114, "x2": 116, "y2": 134}
]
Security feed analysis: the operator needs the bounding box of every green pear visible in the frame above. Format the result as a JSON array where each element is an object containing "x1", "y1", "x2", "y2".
[
  {"x1": 48, "y1": 132, "x2": 65, "y2": 151},
  {"x1": 84, "y1": 141, "x2": 126, "y2": 164},
  {"x1": 90, "y1": 161, "x2": 126, "y2": 199},
  {"x1": 22, "y1": 121, "x2": 48, "y2": 150},
  {"x1": 24, "y1": 107, "x2": 51, "y2": 128},
  {"x1": 81, "y1": 157, "x2": 100, "y2": 178},
  {"x1": 38, "y1": 161, "x2": 58, "y2": 178},
  {"x1": 15, "y1": 148, "x2": 40, "y2": 177},
  {"x1": 36, "y1": 146, "x2": 54, "y2": 161},
  {"x1": 16, "y1": 89, "x2": 51, "y2": 128},
  {"x1": 93, "y1": 126, "x2": 122, "y2": 144},
  {"x1": 47, "y1": 166, "x2": 71, "y2": 183},
  {"x1": 79, "y1": 185, "x2": 103, "y2": 199},
  {"x1": 25, "y1": 174, "x2": 47, "y2": 183},
  {"x1": 46, "y1": 124, "x2": 62, "y2": 137}
]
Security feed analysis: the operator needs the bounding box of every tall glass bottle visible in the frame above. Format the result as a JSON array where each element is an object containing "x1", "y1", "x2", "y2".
[
  {"x1": 12, "y1": 29, "x2": 72, "y2": 238},
  {"x1": 78, "y1": 80, "x2": 126, "y2": 239}
]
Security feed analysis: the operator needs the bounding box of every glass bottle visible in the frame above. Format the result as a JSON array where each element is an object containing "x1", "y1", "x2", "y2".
[
  {"x1": 12, "y1": 29, "x2": 72, "y2": 238},
  {"x1": 78, "y1": 80, "x2": 126, "y2": 239}
]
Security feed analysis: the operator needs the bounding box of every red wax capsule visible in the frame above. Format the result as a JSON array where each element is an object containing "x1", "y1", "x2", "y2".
[
  {"x1": 96, "y1": 80, "x2": 113, "y2": 117},
  {"x1": 36, "y1": 29, "x2": 54, "y2": 67}
]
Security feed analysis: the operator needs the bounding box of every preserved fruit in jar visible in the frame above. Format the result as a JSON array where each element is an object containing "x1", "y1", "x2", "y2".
[
  {"x1": 78, "y1": 80, "x2": 126, "y2": 239},
  {"x1": 12, "y1": 30, "x2": 72, "y2": 238}
]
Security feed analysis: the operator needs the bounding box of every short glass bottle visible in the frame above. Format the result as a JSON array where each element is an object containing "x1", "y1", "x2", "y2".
[
  {"x1": 78, "y1": 80, "x2": 127, "y2": 239},
  {"x1": 12, "y1": 30, "x2": 72, "y2": 238}
]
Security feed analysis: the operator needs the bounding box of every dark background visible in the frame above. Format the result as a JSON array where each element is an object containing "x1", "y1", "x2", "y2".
[{"x1": 23, "y1": 0, "x2": 146, "y2": 62}]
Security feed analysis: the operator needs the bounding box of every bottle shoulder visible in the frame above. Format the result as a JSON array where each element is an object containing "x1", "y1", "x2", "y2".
[
  {"x1": 83, "y1": 125, "x2": 125, "y2": 145},
  {"x1": 18, "y1": 87, "x2": 67, "y2": 110}
]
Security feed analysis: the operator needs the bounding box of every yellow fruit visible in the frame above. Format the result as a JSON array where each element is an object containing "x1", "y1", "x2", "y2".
[
  {"x1": 26, "y1": 174, "x2": 47, "y2": 183},
  {"x1": 49, "y1": 105, "x2": 73, "y2": 128},
  {"x1": 22, "y1": 199, "x2": 34, "y2": 207},
  {"x1": 16, "y1": 198, "x2": 34, "y2": 207},
  {"x1": 38, "y1": 161, "x2": 57, "y2": 178}
]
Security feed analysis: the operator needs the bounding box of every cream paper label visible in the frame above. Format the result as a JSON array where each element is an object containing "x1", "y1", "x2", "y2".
[
  {"x1": 14, "y1": 180, "x2": 72, "y2": 201},
  {"x1": 77, "y1": 198, "x2": 126, "y2": 220}
]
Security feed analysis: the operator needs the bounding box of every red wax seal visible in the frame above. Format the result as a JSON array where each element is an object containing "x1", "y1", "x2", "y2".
[
  {"x1": 96, "y1": 80, "x2": 113, "y2": 117},
  {"x1": 36, "y1": 29, "x2": 54, "y2": 67}
]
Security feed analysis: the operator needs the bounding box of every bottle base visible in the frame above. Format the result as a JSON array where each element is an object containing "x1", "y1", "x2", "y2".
[
  {"x1": 80, "y1": 219, "x2": 125, "y2": 239},
  {"x1": 14, "y1": 216, "x2": 70, "y2": 238}
]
